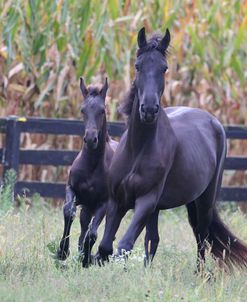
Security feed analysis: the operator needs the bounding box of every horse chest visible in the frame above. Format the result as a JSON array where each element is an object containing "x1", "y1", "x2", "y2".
[
  {"x1": 111, "y1": 148, "x2": 166, "y2": 204},
  {"x1": 69, "y1": 169, "x2": 108, "y2": 207}
]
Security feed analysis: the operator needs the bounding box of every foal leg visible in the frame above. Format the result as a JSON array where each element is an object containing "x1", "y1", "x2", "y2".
[
  {"x1": 82, "y1": 203, "x2": 107, "y2": 268},
  {"x1": 144, "y1": 209, "x2": 160, "y2": 266},
  {"x1": 57, "y1": 186, "x2": 76, "y2": 260},
  {"x1": 117, "y1": 191, "x2": 157, "y2": 255}
]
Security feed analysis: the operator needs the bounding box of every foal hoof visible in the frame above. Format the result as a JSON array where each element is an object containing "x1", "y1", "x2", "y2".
[{"x1": 56, "y1": 248, "x2": 70, "y2": 261}]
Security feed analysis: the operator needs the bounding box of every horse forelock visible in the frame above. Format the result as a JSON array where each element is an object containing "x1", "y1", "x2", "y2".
[
  {"x1": 87, "y1": 86, "x2": 101, "y2": 96},
  {"x1": 137, "y1": 33, "x2": 169, "y2": 57},
  {"x1": 84, "y1": 86, "x2": 104, "y2": 105}
]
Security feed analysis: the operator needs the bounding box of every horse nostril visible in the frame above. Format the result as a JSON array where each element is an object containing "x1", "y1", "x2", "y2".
[
  {"x1": 83, "y1": 137, "x2": 87, "y2": 143},
  {"x1": 141, "y1": 104, "x2": 145, "y2": 113},
  {"x1": 93, "y1": 137, "x2": 97, "y2": 144},
  {"x1": 154, "y1": 105, "x2": 159, "y2": 113}
]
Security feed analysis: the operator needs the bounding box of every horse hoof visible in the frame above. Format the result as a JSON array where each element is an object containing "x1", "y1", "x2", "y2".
[
  {"x1": 93, "y1": 252, "x2": 109, "y2": 266},
  {"x1": 82, "y1": 255, "x2": 94, "y2": 268},
  {"x1": 56, "y1": 248, "x2": 70, "y2": 260}
]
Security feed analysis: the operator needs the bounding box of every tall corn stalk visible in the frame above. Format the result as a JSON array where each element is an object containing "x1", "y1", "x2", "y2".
[{"x1": 0, "y1": 0, "x2": 246, "y2": 202}]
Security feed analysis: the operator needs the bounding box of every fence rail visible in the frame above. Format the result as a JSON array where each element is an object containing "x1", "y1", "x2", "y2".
[{"x1": 0, "y1": 116, "x2": 247, "y2": 202}]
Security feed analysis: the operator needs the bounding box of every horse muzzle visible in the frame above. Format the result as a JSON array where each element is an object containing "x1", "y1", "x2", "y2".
[
  {"x1": 140, "y1": 104, "x2": 159, "y2": 124},
  {"x1": 83, "y1": 130, "x2": 99, "y2": 149}
]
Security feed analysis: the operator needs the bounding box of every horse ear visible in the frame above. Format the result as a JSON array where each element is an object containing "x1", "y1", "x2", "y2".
[
  {"x1": 137, "y1": 27, "x2": 147, "y2": 49},
  {"x1": 159, "y1": 28, "x2": 170, "y2": 54},
  {"x1": 80, "y1": 77, "x2": 88, "y2": 98},
  {"x1": 100, "y1": 77, "x2": 108, "y2": 100}
]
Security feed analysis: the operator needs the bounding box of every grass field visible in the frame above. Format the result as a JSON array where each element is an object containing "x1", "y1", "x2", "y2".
[{"x1": 0, "y1": 196, "x2": 247, "y2": 302}]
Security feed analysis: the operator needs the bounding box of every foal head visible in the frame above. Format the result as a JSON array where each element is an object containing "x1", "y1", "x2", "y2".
[
  {"x1": 135, "y1": 27, "x2": 170, "y2": 123},
  {"x1": 80, "y1": 77, "x2": 108, "y2": 150}
]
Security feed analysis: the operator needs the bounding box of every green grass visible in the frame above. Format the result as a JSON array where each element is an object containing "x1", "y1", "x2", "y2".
[{"x1": 0, "y1": 200, "x2": 247, "y2": 302}]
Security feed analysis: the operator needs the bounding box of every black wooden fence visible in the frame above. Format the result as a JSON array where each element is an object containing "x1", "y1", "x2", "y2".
[{"x1": 0, "y1": 116, "x2": 247, "y2": 202}]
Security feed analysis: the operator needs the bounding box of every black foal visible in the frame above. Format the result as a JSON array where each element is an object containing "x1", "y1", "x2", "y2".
[{"x1": 56, "y1": 77, "x2": 117, "y2": 267}]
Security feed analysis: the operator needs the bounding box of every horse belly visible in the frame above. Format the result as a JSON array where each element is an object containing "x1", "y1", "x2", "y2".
[
  {"x1": 158, "y1": 142, "x2": 217, "y2": 209},
  {"x1": 158, "y1": 183, "x2": 204, "y2": 209}
]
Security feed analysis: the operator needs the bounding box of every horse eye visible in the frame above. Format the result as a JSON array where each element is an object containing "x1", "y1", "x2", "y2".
[
  {"x1": 135, "y1": 63, "x2": 140, "y2": 71},
  {"x1": 163, "y1": 66, "x2": 168, "y2": 73}
]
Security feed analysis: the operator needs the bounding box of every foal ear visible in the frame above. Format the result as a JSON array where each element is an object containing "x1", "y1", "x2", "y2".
[
  {"x1": 159, "y1": 28, "x2": 170, "y2": 54},
  {"x1": 80, "y1": 77, "x2": 88, "y2": 98},
  {"x1": 100, "y1": 77, "x2": 108, "y2": 100},
  {"x1": 137, "y1": 27, "x2": 147, "y2": 49}
]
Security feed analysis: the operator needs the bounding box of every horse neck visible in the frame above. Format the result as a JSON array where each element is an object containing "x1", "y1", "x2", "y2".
[
  {"x1": 83, "y1": 117, "x2": 108, "y2": 169},
  {"x1": 127, "y1": 94, "x2": 170, "y2": 151}
]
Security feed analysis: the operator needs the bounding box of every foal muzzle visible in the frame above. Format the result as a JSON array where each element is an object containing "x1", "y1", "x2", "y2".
[{"x1": 83, "y1": 129, "x2": 99, "y2": 149}]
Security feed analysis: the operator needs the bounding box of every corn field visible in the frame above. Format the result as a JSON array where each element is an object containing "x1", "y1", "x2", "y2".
[{"x1": 0, "y1": 0, "x2": 246, "y2": 205}]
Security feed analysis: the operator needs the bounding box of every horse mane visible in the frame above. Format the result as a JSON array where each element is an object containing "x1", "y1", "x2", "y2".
[
  {"x1": 119, "y1": 81, "x2": 136, "y2": 117},
  {"x1": 120, "y1": 33, "x2": 169, "y2": 117}
]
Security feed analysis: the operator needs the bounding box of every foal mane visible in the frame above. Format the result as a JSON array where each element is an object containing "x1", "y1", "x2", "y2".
[
  {"x1": 120, "y1": 33, "x2": 169, "y2": 117},
  {"x1": 87, "y1": 86, "x2": 101, "y2": 97}
]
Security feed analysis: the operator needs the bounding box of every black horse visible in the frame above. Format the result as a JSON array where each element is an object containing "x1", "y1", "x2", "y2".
[
  {"x1": 56, "y1": 77, "x2": 118, "y2": 267},
  {"x1": 97, "y1": 28, "x2": 247, "y2": 270}
]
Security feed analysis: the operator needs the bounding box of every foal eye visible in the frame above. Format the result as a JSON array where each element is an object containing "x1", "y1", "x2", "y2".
[{"x1": 163, "y1": 66, "x2": 168, "y2": 73}]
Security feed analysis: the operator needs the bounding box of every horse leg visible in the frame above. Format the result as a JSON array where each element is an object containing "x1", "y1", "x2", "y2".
[
  {"x1": 97, "y1": 200, "x2": 127, "y2": 263},
  {"x1": 117, "y1": 191, "x2": 157, "y2": 254},
  {"x1": 144, "y1": 209, "x2": 160, "y2": 266},
  {"x1": 57, "y1": 186, "x2": 76, "y2": 260},
  {"x1": 78, "y1": 206, "x2": 92, "y2": 255},
  {"x1": 186, "y1": 200, "x2": 204, "y2": 271},
  {"x1": 194, "y1": 193, "x2": 215, "y2": 272},
  {"x1": 82, "y1": 203, "x2": 107, "y2": 268}
]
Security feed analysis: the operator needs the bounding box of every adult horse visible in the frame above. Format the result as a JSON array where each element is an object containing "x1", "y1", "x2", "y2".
[
  {"x1": 97, "y1": 28, "x2": 247, "y2": 270},
  {"x1": 56, "y1": 77, "x2": 118, "y2": 267}
]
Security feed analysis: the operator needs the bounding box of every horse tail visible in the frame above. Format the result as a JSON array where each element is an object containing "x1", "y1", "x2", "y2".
[
  {"x1": 209, "y1": 120, "x2": 247, "y2": 270},
  {"x1": 208, "y1": 208, "x2": 247, "y2": 270}
]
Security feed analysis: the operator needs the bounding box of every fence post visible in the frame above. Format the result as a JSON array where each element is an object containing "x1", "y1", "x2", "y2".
[{"x1": 3, "y1": 116, "x2": 21, "y2": 196}]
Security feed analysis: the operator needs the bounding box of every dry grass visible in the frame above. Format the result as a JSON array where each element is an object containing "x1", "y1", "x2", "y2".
[{"x1": 0, "y1": 194, "x2": 247, "y2": 301}]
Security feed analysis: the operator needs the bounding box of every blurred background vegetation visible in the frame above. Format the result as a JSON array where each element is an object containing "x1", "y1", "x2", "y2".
[
  {"x1": 0, "y1": 0, "x2": 246, "y2": 207},
  {"x1": 0, "y1": 0, "x2": 246, "y2": 122}
]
